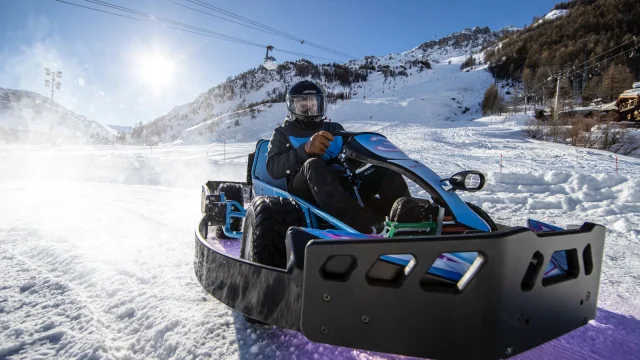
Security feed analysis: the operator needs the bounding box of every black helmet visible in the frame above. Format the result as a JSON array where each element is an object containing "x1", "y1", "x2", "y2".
[{"x1": 286, "y1": 80, "x2": 326, "y2": 122}]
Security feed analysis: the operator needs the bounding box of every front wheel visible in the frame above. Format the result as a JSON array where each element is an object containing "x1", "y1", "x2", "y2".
[
  {"x1": 466, "y1": 202, "x2": 498, "y2": 232},
  {"x1": 240, "y1": 196, "x2": 306, "y2": 324}
]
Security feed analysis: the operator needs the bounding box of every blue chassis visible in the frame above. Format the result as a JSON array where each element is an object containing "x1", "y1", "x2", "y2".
[
  {"x1": 214, "y1": 138, "x2": 569, "y2": 280},
  {"x1": 219, "y1": 178, "x2": 364, "y2": 238}
]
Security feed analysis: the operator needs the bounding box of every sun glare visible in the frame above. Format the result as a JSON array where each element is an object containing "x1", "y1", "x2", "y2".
[{"x1": 136, "y1": 52, "x2": 175, "y2": 88}]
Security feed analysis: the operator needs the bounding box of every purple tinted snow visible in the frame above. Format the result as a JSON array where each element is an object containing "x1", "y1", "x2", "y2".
[
  {"x1": 211, "y1": 239, "x2": 640, "y2": 359},
  {"x1": 515, "y1": 308, "x2": 640, "y2": 360},
  {"x1": 230, "y1": 308, "x2": 640, "y2": 360}
]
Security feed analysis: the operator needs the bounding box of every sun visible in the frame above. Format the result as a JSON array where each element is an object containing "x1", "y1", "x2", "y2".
[{"x1": 135, "y1": 51, "x2": 175, "y2": 88}]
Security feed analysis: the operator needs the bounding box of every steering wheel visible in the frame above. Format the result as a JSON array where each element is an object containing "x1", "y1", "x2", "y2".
[
  {"x1": 326, "y1": 130, "x2": 359, "y2": 138},
  {"x1": 318, "y1": 130, "x2": 374, "y2": 172}
]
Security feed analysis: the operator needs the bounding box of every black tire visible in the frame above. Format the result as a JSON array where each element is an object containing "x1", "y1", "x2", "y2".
[
  {"x1": 240, "y1": 196, "x2": 306, "y2": 324},
  {"x1": 200, "y1": 185, "x2": 207, "y2": 215},
  {"x1": 214, "y1": 183, "x2": 244, "y2": 239},
  {"x1": 466, "y1": 202, "x2": 498, "y2": 232}
]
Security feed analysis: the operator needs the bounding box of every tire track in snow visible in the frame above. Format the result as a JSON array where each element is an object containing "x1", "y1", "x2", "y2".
[
  {"x1": 0, "y1": 183, "x2": 240, "y2": 359},
  {"x1": 0, "y1": 234, "x2": 111, "y2": 359}
]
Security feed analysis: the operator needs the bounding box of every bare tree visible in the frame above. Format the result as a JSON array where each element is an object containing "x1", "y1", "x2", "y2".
[{"x1": 525, "y1": 118, "x2": 546, "y2": 139}]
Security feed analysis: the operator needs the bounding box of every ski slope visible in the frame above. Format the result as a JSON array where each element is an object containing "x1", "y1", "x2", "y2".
[
  {"x1": 176, "y1": 58, "x2": 495, "y2": 145},
  {"x1": 1, "y1": 109, "x2": 640, "y2": 359}
]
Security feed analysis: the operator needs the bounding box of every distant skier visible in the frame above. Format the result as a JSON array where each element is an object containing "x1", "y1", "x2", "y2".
[{"x1": 266, "y1": 80, "x2": 412, "y2": 234}]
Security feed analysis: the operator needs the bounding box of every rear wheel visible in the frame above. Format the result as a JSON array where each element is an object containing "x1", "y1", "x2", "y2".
[
  {"x1": 214, "y1": 183, "x2": 244, "y2": 239},
  {"x1": 240, "y1": 196, "x2": 306, "y2": 323}
]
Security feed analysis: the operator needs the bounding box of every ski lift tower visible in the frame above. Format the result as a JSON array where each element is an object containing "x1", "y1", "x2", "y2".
[{"x1": 44, "y1": 68, "x2": 62, "y2": 103}]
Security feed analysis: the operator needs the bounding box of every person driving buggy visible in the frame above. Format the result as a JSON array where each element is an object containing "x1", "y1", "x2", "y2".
[{"x1": 266, "y1": 80, "x2": 413, "y2": 234}]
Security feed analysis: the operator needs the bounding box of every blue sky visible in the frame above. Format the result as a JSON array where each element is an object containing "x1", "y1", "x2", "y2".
[{"x1": 0, "y1": 0, "x2": 560, "y2": 126}]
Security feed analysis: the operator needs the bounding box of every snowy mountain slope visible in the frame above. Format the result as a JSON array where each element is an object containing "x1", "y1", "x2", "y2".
[
  {"x1": 107, "y1": 125, "x2": 133, "y2": 134},
  {"x1": 0, "y1": 113, "x2": 639, "y2": 359},
  {"x1": 0, "y1": 88, "x2": 115, "y2": 144},
  {"x1": 535, "y1": 9, "x2": 570, "y2": 26},
  {"x1": 175, "y1": 104, "x2": 286, "y2": 144},
  {"x1": 403, "y1": 26, "x2": 518, "y2": 62},
  {"x1": 135, "y1": 26, "x2": 517, "y2": 143},
  {"x1": 174, "y1": 53, "x2": 496, "y2": 145}
]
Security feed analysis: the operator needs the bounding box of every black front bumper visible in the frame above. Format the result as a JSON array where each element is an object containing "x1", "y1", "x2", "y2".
[{"x1": 194, "y1": 219, "x2": 606, "y2": 360}]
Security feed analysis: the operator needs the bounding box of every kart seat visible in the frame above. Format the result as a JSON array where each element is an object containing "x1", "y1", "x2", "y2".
[{"x1": 252, "y1": 139, "x2": 287, "y2": 191}]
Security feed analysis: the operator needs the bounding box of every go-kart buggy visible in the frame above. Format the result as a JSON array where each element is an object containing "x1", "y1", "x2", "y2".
[{"x1": 194, "y1": 130, "x2": 606, "y2": 360}]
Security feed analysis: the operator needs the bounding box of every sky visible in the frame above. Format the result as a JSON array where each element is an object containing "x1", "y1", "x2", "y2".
[{"x1": 0, "y1": 0, "x2": 561, "y2": 127}]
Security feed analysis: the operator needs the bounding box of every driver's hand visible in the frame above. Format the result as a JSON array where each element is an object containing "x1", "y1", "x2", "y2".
[{"x1": 304, "y1": 131, "x2": 334, "y2": 156}]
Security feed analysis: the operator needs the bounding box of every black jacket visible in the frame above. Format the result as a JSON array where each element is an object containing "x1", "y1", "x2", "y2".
[{"x1": 266, "y1": 116, "x2": 345, "y2": 184}]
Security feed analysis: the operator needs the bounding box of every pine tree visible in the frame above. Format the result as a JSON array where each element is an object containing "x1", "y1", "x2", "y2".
[
  {"x1": 582, "y1": 76, "x2": 602, "y2": 103},
  {"x1": 460, "y1": 56, "x2": 476, "y2": 70},
  {"x1": 523, "y1": 68, "x2": 535, "y2": 94},
  {"x1": 482, "y1": 84, "x2": 501, "y2": 115},
  {"x1": 601, "y1": 64, "x2": 635, "y2": 101},
  {"x1": 533, "y1": 69, "x2": 552, "y2": 106}
]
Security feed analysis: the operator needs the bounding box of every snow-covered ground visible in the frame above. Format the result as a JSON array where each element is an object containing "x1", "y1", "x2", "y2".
[{"x1": 1, "y1": 107, "x2": 639, "y2": 359}]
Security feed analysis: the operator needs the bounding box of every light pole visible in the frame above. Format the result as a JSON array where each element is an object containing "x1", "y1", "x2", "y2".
[
  {"x1": 548, "y1": 73, "x2": 562, "y2": 142},
  {"x1": 554, "y1": 74, "x2": 561, "y2": 141},
  {"x1": 44, "y1": 68, "x2": 62, "y2": 103}
]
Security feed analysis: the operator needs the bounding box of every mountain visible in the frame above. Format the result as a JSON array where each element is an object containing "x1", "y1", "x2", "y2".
[
  {"x1": 0, "y1": 88, "x2": 115, "y2": 144},
  {"x1": 107, "y1": 125, "x2": 133, "y2": 134},
  {"x1": 485, "y1": 0, "x2": 640, "y2": 90},
  {"x1": 404, "y1": 26, "x2": 520, "y2": 62},
  {"x1": 133, "y1": 26, "x2": 518, "y2": 143}
]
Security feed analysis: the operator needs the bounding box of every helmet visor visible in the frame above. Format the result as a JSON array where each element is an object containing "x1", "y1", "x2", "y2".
[{"x1": 287, "y1": 94, "x2": 325, "y2": 117}]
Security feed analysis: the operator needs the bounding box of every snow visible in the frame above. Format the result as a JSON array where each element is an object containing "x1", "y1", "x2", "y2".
[
  {"x1": 403, "y1": 26, "x2": 517, "y2": 63},
  {"x1": 1, "y1": 107, "x2": 640, "y2": 359},
  {"x1": 544, "y1": 9, "x2": 569, "y2": 21},
  {"x1": 622, "y1": 89, "x2": 640, "y2": 96},
  {"x1": 534, "y1": 9, "x2": 569, "y2": 26},
  {"x1": 499, "y1": 25, "x2": 522, "y2": 32}
]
